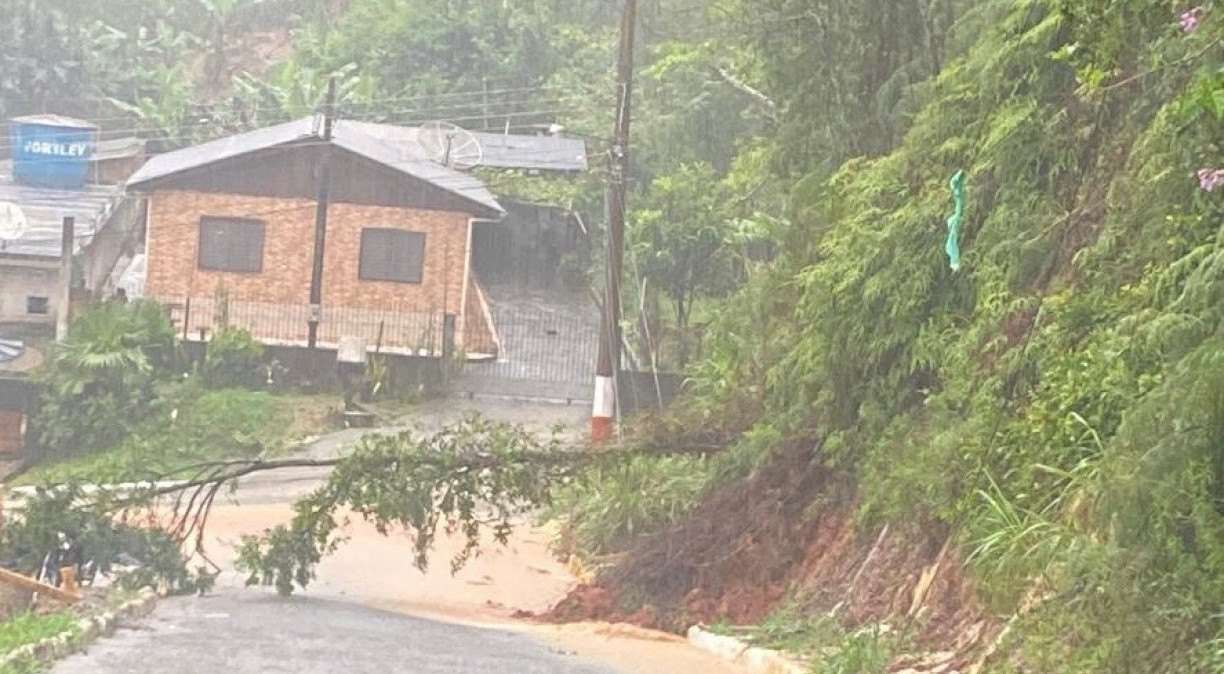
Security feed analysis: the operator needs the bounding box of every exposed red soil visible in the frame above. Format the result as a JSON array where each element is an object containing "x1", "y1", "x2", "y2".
[{"x1": 545, "y1": 442, "x2": 1004, "y2": 668}]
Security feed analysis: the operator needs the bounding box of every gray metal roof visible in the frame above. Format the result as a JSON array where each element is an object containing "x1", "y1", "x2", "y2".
[
  {"x1": 343, "y1": 121, "x2": 589, "y2": 172},
  {"x1": 10, "y1": 114, "x2": 97, "y2": 129},
  {"x1": 127, "y1": 118, "x2": 318, "y2": 188},
  {"x1": 0, "y1": 162, "x2": 124, "y2": 259},
  {"x1": 128, "y1": 119, "x2": 588, "y2": 212},
  {"x1": 128, "y1": 118, "x2": 502, "y2": 216},
  {"x1": 128, "y1": 118, "x2": 588, "y2": 217},
  {"x1": 331, "y1": 122, "x2": 505, "y2": 216}
]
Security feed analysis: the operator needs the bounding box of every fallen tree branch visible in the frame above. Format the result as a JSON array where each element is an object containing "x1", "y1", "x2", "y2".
[
  {"x1": 27, "y1": 414, "x2": 734, "y2": 597},
  {"x1": 122, "y1": 457, "x2": 343, "y2": 503}
]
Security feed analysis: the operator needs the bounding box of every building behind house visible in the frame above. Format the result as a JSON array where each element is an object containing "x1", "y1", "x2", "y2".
[
  {"x1": 0, "y1": 115, "x2": 145, "y2": 334},
  {"x1": 0, "y1": 115, "x2": 146, "y2": 455}
]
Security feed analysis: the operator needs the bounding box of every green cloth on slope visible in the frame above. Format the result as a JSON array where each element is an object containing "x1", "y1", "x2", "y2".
[{"x1": 945, "y1": 170, "x2": 966, "y2": 271}]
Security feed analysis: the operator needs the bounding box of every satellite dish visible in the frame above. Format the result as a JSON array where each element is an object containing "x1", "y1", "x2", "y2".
[
  {"x1": 417, "y1": 122, "x2": 484, "y2": 170},
  {"x1": 0, "y1": 338, "x2": 25, "y2": 364},
  {"x1": 0, "y1": 202, "x2": 28, "y2": 247}
]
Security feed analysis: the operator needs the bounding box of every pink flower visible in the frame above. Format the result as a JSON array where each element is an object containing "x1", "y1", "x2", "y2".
[
  {"x1": 1180, "y1": 6, "x2": 1206, "y2": 33},
  {"x1": 1199, "y1": 168, "x2": 1224, "y2": 192}
]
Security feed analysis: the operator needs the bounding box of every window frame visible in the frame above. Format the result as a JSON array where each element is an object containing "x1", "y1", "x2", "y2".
[
  {"x1": 25, "y1": 296, "x2": 49, "y2": 315},
  {"x1": 358, "y1": 228, "x2": 427, "y2": 285},
  {"x1": 197, "y1": 216, "x2": 266, "y2": 274}
]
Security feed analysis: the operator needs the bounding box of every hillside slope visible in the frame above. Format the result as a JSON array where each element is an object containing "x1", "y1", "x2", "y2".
[{"x1": 554, "y1": 2, "x2": 1223, "y2": 672}]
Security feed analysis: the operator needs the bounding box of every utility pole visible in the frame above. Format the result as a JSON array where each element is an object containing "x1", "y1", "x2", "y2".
[
  {"x1": 307, "y1": 76, "x2": 338, "y2": 349},
  {"x1": 55, "y1": 216, "x2": 75, "y2": 341},
  {"x1": 592, "y1": 0, "x2": 636, "y2": 444}
]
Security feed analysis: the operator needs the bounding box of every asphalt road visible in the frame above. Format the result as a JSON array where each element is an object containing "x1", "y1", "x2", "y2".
[
  {"x1": 51, "y1": 398, "x2": 626, "y2": 674},
  {"x1": 52, "y1": 586, "x2": 617, "y2": 674}
]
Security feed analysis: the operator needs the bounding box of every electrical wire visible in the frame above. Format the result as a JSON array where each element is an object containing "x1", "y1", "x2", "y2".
[
  {"x1": 3, "y1": 83, "x2": 580, "y2": 128},
  {"x1": 0, "y1": 96, "x2": 581, "y2": 141},
  {"x1": 0, "y1": 102, "x2": 594, "y2": 154}
]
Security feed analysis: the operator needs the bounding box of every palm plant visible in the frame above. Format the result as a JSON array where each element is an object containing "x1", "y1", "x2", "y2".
[{"x1": 31, "y1": 301, "x2": 177, "y2": 458}]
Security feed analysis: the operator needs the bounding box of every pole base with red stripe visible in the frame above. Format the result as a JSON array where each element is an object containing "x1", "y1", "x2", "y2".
[{"x1": 591, "y1": 375, "x2": 616, "y2": 444}]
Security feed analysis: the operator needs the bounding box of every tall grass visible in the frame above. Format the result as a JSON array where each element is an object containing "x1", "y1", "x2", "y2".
[{"x1": 546, "y1": 454, "x2": 712, "y2": 559}]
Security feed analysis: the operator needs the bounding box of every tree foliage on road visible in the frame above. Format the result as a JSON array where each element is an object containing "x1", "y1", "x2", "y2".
[{"x1": 232, "y1": 416, "x2": 574, "y2": 595}]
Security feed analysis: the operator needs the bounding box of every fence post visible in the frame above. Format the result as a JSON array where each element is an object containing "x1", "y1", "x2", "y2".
[
  {"x1": 442, "y1": 313, "x2": 457, "y2": 360},
  {"x1": 442, "y1": 313, "x2": 457, "y2": 382}
]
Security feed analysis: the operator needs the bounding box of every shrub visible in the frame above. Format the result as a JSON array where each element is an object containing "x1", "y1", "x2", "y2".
[
  {"x1": 200, "y1": 328, "x2": 265, "y2": 389},
  {"x1": 546, "y1": 454, "x2": 712, "y2": 559},
  {"x1": 20, "y1": 387, "x2": 288, "y2": 486},
  {"x1": 29, "y1": 301, "x2": 177, "y2": 459},
  {"x1": 0, "y1": 485, "x2": 201, "y2": 593}
]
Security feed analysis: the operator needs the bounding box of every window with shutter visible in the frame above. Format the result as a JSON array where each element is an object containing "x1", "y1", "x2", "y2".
[
  {"x1": 198, "y1": 217, "x2": 265, "y2": 273},
  {"x1": 359, "y1": 229, "x2": 426, "y2": 284}
]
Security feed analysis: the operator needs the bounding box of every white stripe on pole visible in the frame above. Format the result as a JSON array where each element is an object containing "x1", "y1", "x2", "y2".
[{"x1": 593, "y1": 375, "x2": 616, "y2": 418}]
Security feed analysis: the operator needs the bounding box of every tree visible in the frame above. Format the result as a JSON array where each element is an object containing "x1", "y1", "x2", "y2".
[
  {"x1": 631, "y1": 163, "x2": 741, "y2": 368},
  {"x1": 30, "y1": 301, "x2": 178, "y2": 458}
]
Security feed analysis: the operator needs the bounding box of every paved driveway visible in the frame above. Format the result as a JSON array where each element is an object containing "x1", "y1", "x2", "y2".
[{"x1": 456, "y1": 289, "x2": 599, "y2": 402}]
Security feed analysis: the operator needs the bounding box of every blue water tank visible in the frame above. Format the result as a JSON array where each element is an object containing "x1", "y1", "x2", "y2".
[{"x1": 10, "y1": 115, "x2": 97, "y2": 189}]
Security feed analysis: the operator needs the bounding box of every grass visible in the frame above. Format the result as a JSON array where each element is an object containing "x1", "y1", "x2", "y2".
[
  {"x1": 544, "y1": 454, "x2": 713, "y2": 559},
  {"x1": 0, "y1": 610, "x2": 78, "y2": 655},
  {"x1": 15, "y1": 389, "x2": 337, "y2": 487},
  {"x1": 0, "y1": 588, "x2": 146, "y2": 673},
  {"x1": 739, "y1": 597, "x2": 903, "y2": 674}
]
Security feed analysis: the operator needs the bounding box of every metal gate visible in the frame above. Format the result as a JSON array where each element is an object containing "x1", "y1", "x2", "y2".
[{"x1": 456, "y1": 292, "x2": 598, "y2": 402}]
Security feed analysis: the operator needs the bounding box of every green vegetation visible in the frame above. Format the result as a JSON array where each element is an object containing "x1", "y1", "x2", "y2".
[
  {"x1": 20, "y1": 302, "x2": 332, "y2": 486},
  {"x1": 29, "y1": 301, "x2": 177, "y2": 461},
  {"x1": 710, "y1": 598, "x2": 905, "y2": 674},
  {"x1": 0, "y1": 611, "x2": 77, "y2": 655},
  {"x1": 652, "y1": 1, "x2": 1223, "y2": 672},
  {"x1": 17, "y1": 388, "x2": 314, "y2": 486},
  {"x1": 200, "y1": 329, "x2": 266, "y2": 390},
  {"x1": 2, "y1": 483, "x2": 213, "y2": 595},
  {"x1": 234, "y1": 415, "x2": 564, "y2": 594},
  {"x1": 546, "y1": 454, "x2": 711, "y2": 558},
  {"x1": 499, "y1": 1, "x2": 1222, "y2": 671}
]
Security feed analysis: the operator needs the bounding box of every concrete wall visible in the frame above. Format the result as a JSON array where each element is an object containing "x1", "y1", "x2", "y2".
[
  {"x1": 0, "y1": 195, "x2": 141, "y2": 325},
  {"x1": 0, "y1": 259, "x2": 60, "y2": 325},
  {"x1": 146, "y1": 190, "x2": 473, "y2": 316},
  {"x1": 182, "y1": 341, "x2": 448, "y2": 396},
  {"x1": 79, "y1": 197, "x2": 142, "y2": 294}
]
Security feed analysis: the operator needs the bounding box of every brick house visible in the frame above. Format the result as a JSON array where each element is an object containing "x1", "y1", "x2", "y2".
[{"x1": 125, "y1": 118, "x2": 539, "y2": 357}]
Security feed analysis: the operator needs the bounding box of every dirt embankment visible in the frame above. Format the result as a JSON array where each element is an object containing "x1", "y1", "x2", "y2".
[{"x1": 546, "y1": 444, "x2": 1003, "y2": 670}]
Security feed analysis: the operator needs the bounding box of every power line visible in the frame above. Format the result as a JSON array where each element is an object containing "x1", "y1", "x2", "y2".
[
  {"x1": 5, "y1": 83, "x2": 579, "y2": 128},
  {"x1": 0, "y1": 95, "x2": 595, "y2": 146}
]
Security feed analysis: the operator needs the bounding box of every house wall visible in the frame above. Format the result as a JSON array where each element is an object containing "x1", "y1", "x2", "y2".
[
  {"x1": 0, "y1": 377, "x2": 34, "y2": 456},
  {"x1": 0, "y1": 195, "x2": 141, "y2": 325},
  {"x1": 145, "y1": 190, "x2": 471, "y2": 316},
  {"x1": 0, "y1": 260, "x2": 60, "y2": 325},
  {"x1": 471, "y1": 201, "x2": 587, "y2": 293},
  {"x1": 0, "y1": 410, "x2": 21, "y2": 454}
]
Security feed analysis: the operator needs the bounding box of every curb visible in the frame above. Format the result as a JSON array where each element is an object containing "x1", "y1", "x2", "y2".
[
  {"x1": 687, "y1": 625, "x2": 808, "y2": 674},
  {"x1": 0, "y1": 586, "x2": 160, "y2": 669}
]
